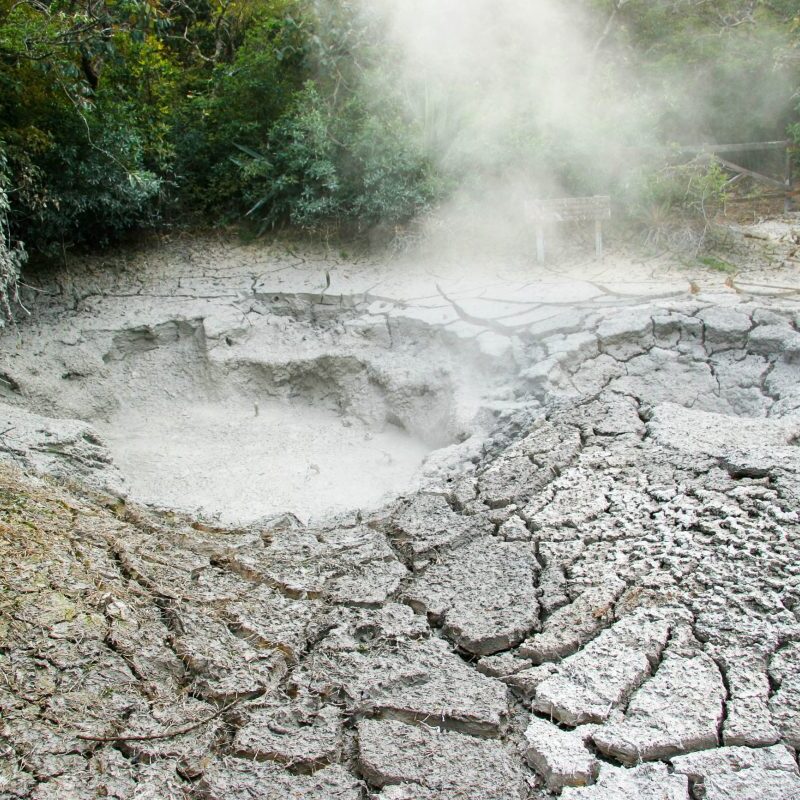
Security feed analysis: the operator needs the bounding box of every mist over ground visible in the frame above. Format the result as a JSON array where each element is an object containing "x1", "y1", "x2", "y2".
[{"x1": 350, "y1": 0, "x2": 798, "y2": 255}]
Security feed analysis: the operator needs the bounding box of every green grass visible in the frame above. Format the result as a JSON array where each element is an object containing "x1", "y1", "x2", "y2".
[{"x1": 697, "y1": 256, "x2": 737, "y2": 274}]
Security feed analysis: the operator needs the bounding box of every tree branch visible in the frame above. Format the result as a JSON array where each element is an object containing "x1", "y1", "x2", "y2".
[{"x1": 75, "y1": 699, "x2": 239, "y2": 743}]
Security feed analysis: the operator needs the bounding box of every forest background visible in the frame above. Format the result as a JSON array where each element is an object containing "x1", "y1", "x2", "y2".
[{"x1": 1, "y1": 0, "x2": 800, "y2": 310}]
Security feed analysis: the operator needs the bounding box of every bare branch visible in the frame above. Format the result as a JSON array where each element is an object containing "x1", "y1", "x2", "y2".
[{"x1": 75, "y1": 699, "x2": 239, "y2": 743}]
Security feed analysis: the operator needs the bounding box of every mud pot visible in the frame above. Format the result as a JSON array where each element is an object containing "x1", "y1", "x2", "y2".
[{"x1": 2, "y1": 230, "x2": 800, "y2": 799}]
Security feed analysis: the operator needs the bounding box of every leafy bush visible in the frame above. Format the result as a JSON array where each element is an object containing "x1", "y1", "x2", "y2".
[
  {"x1": 171, "y1": 2, "x2": 308, "y2": 217},
  {"x1": 621, "y1": 157, "x2": 731, "y2": 250},
  {"x1": 237, "y1": 85, "x2": 339, "y2": 229},
  {"x1": 345, "y1": 100, "x2": 443, "y2": 226},
  {"x1": 0, "y1": 0, "x2": 172, "y2": 255},
  {"x1": 0, "y1": 0, "x2": 797, "y2": 270},
  {"x1": 234, "y1": 82, "x2": 439, "y2": 232},
  {"x1": 0, "y1": 143, "x2": 25, "y2": 319},
  {"x1": 7, "y1": 120, "x2": 163, "y2": 255}
]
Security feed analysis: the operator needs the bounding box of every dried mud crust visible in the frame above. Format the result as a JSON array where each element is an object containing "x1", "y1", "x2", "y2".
[{"x1": 2, "y1": 280, "x2": 800, "y2": 797}]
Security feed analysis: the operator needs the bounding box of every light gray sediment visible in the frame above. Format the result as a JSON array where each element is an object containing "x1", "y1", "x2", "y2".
[{"x1": 2, "y1": 242, "x2": 800, "y2": 798}]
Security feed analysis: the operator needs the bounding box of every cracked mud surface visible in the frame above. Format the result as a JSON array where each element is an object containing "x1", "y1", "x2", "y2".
[{"x1": 2, "y1": 229, "x2": 800, "y2": 798}]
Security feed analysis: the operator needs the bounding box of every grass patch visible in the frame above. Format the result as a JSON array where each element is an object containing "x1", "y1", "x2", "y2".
[{"x1": 697, "y1": 256, "x2": 737, "y2": 274}]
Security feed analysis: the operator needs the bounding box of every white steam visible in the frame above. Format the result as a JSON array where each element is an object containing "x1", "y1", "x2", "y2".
[
  {"x1": 346, "y1": 0, "x2": 796, "y2": 258},
  {"x1": 360, "y1": 0, "x2": 648, "y2": 256}
]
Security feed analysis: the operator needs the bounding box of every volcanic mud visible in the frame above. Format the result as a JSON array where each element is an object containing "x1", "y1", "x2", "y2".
[{"x1": 2, "y1": 232, "x2": 800, "y2": 799}]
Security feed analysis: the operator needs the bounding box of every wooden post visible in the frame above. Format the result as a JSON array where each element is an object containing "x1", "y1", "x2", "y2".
[
  {"x1": 536, "y1": 224, "x2": 545, "y2": 264},
  {"x1": 595, "y1": 219, "x2": 603, "y2": 259},
  {"x1": 785, "y1": 144, "x2": 794, "y2": 214}
]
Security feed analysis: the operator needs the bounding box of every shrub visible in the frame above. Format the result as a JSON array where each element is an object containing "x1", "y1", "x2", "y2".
[
  {"x1": 621, "y1": 157, "x2": 730, "y2": 250},
  {"x1": 235, "y1": 82, "x2": 440, "y2": 233},
  {"x1": 0, "y1": 0, "x2": 172, "y2": 255},
  {"x1": 171, "y1": 2, "x2": 308, "y2": 218},
  {"x1": 0, "y1": 143, "x2": 25, "y2": 319}
]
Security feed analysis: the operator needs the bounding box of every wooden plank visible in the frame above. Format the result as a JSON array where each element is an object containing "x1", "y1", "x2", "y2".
[
  {"x1": 712, "y1": 156, "x2": 786, "y2": 191},
  {"x1": 526, "y1": 195, "x2": 611, "y2": 223},
  {"x1": 723, "y1": 173, "x2": 747, "y2": 188},
  {"x1": 678, "y1": 141, "x2": 788, "y2": 155},
  {"x1": 632, "y1": 140, "x2": 788, "y2": 157},
  {"x1": 724, "y1": 193, "x2": 788, "y2": 202}
]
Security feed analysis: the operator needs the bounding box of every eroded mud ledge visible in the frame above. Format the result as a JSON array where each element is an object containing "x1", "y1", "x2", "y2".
[{"x1": 2, "y1": 234, "x2": 800, "y2": 799}]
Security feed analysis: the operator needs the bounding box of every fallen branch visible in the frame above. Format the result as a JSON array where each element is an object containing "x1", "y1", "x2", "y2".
[{"x1": 75, "y1": 699, "x2": 238, "y2": 743}]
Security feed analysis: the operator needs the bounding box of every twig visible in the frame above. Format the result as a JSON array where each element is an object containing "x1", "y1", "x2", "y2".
[
  {"x1": 75, "y1": 698, "x2": 238, "y2": 742},
  {"x1": 590, "y1": 0, "x2": 626, "y2": 62}
]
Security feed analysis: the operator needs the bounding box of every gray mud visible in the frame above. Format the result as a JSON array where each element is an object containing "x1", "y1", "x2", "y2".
[
  {"x1": 2, "y1": 232, "x2": 800, "y2": 799},
  {"x1": 1, "y1": 295, "x2": 497, "y2": 524}
]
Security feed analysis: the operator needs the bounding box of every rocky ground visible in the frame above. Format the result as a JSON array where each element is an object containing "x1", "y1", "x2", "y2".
[{"x1": 2, "y1": 222, "x2": 800, "y2": 799}]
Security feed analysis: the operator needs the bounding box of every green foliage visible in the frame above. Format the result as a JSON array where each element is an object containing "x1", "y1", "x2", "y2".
[
  {"x1": 621, "y1": 157, "x2": 732, "y2": 249},
  {"x1": 698, "y1": 255, "x2": 736, "y2": 273},
  {"x1": 0, "y1": 0, "x2": 173, "y2": 253},
  {"x1": 0, "y1": 143, "x2": 25, "y2": 318},
  {"x1": 235, "y1": 84, "x2": 439, "y2": 231},
  {"x1": 642, "y1": 159, "x2": 729, "y2": 218},
  {"x1": 237, "y1": 85, "x2": 340, "y2": 228},
  {"x1": 608, "y1": 0, "x2": 797, "y2": 143},
  {"x1": 0, "y1": 0, "x2": 798, "y2": 276},
  {"x1": 172, "y1": 1, "x2": 308, "y2": 216},
  {"x1": 346, "y1": 103, "x2": 441, "y2": 225}
]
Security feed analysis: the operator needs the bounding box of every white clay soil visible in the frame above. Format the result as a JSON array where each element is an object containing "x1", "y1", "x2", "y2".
[
  {"x1": 96, "y1": 397, "x2": 431, "y2": 524},
  {"x1": 4, "y1": 233, "x2": 800, "y2": 799}
]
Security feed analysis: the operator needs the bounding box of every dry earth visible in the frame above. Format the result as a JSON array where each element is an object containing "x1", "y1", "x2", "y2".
[{"x1": 2, "y1": 221, "x2": 800, "y2": 799}]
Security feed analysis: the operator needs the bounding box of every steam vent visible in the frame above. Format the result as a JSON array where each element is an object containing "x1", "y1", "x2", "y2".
[{"x1": 0, "y1": 229, "x2": 799, "y2": 800}]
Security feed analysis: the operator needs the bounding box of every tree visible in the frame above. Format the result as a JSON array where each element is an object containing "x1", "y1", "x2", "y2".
[{"x1": 0, "y1": 142, "x2": 25, "y2": 319}]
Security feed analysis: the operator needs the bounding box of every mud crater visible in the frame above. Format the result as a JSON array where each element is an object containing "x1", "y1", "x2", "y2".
[
  {"x1": 5, "y1": 298, "x2": 511, "y2": 523},
  {"x1": 3, "y1": 293, "x2": 800, "y2": 526}
]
